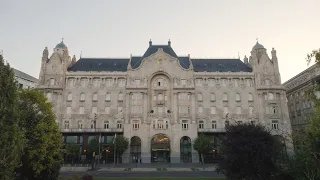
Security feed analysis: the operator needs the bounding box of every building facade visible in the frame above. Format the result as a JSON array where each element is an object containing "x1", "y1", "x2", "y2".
[
  {"x1": 283, "y1": 64, "x2": 320, "y2": 131},
  {"x1": 13, "y1": 68, "x2": 38, "y2": 89},
  {"x1": 37, "y1": 40, "x2": 292, "y2": 163}
]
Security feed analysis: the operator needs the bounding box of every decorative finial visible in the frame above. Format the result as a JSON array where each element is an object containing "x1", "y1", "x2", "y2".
[
  {"x1": 149, "y1": 39, "x2": 152, "y2": 47},
  {"x1": 80, "y1": 51, "x2": 82, "y2": 58},
  {"x1": 62, "y1": 37, "x2": 64, "y2": 42},
  {"x1": 238, "y1": 52, "x2": 240, "y2": 59},
  {"x1": 168, "y1": 39, "x2": 171, "y2": 47},
  {"x1": 256, "y1": 38, "x2": 259, "y2": 43}
]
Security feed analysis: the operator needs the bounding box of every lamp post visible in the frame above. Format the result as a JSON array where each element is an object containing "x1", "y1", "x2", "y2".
[
  {"x1": 94, "y1": 113, "x2": 101, "y2": 166},
  {"x1": 113, "y1": 133, "x2": 117, "y2": 166}
]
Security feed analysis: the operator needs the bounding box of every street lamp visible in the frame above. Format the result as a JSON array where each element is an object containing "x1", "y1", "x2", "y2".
[{"x1": 94, "y1": 113, "x2": 101, "y2": 166}]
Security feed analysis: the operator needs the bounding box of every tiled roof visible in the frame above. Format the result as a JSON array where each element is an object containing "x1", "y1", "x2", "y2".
[
  {"x1": 12, "y1": 68, "x2": 38, "y2": 82},
  {"x1": 68, "y1": 45, "x2": 252, "y2": 73}
]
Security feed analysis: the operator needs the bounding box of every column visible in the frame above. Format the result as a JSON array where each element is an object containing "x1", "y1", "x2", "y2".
[
  {"x1": 122, "y1": 92, "x2": 131, "y2": 163},
  {"x1": 191, "y1": 93, "x2": 196, "y2": 121},
  {"x1": 173, "y1": 92, "x2": 178, "y2": 123},
  {"x1": 143, "y1": 92, "x2": 148, "y2": 123}
]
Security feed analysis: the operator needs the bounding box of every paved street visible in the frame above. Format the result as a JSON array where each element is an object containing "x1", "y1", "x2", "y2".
[{"x1": 60, "y1": 171, "x2": 225, "y2": 178}]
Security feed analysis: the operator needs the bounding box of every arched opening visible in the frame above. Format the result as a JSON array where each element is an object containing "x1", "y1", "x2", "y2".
[
  {"x1": 130, "y1": 136, "x2": 141, "y2": 163},
  {"x1": 180, "y1": 136, "x2": 192, "y2": 163},
  {"x1": 151, "y1": 134, "x2": 170, "y2": 163}
]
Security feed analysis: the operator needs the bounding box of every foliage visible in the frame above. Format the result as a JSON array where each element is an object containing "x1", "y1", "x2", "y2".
[
  {"x1": 65, "y1": 144, "x2": 80, "y2": 164},
  {"x1": 193, "y1": 134, "x2": 212, "y2": 163},
  {"x1": 88, "y1": 138, "x2": 101, "y2": 159},
  {"x1": 113, "y1": 135, "x2": 129, "y2": 155},
  {"x1": 0, "y1": 55, "x2": 24, "y2": 180},
  {"x1": 306, "y1": 48, "x2": 320, "y2": 65},
  {"x1": 16, "y1": 89, "x2": 64, "y2": 180},
  {"x1": 218, "y1": 123, "x2": 282, "y2": 180}
]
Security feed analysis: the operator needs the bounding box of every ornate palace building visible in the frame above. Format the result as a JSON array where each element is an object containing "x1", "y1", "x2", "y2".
[
  {"x1": 283, "y1": 64, "x2": 320, "y2": 131},
  {"x1": 37, "y1": 39, "x2": 292, "y2": 163}
]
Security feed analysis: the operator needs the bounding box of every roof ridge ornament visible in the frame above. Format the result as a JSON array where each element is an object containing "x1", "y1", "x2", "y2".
[{"x1": 149, "y1": 39, "x2": 152, "y2": 47}]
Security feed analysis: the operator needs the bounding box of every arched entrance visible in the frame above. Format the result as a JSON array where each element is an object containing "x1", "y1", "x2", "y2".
[
  {"x1": 130, "y1": 136, "x2": 141, "y2": 163},
  {"x1": 180, "y1": 136, "x2": 192, "y2": 163},
  {"x1": 151, "y1": 134, "x2": 170, "y2": 163}
]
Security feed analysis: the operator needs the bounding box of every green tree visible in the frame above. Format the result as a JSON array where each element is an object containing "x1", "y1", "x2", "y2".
[
  {"x1": 65, "y1": 144, "x2": 81, "y2": 164},
  {"x1": 218, "y1": 123, "x2": 282, "y2": 180},
  {"x1": 88, "y1": 138, "x2": 101, "y2": 160},
  {"x1": 0, "y1": 55, "x2": 24, "y2": 180},
  {"x1": 112, "y1": 135, "x2": 129, "y2": 163},
  {"x1": 306, "y1": 49, "x2": 320, "y2": 65},
  {"x1": 193, "y1": 134, "x2": 212, "y2": 164},
  {"x1": 17, "y1": 89, "x2": 64, "y2": 180}
]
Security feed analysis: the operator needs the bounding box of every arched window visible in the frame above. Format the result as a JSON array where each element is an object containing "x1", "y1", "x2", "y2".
[
  {"x1": 197, "y1": 93, "x2": 203, "y2": 101},
  {"x1": 49, "y1": 78, "x2": 55, "y2": 86},
  {"x1": 235, "y1": 93, "x2": 241, "y2": 102},
  {"x1": 67, "y1": 92, "x2": 72, "y2": 101},
  {"x1": 80, "y1": 93, "x2": 86, "y2": 101},
  {"x1": 180, "y1": 136, "x2": 192, "y2": 163},
  {"x1": 64, "y1": 121, "x2": 69, "y2": 129},
  {"x1": 104, "y1": 120, "x2": 109, "y2": 129},
  {"x1": 248, "y1": 93, "x2": 253, "y2": 101},
  {"x1": 78, "y1": 121, "x2": 83, "y2": 129},
  {"x1": 210, "y1": 93, "x2": 216, "y2": 102},
  {"x1": 223, "y1": 93, "x2": 228, "y2": 101},
  {"x1": 92, "y1": 93, "x2": 98, "y2": 101},
  {"x1": 118, "y1": 92, "x2": 123, "y2": 101},
  {"x1": 105, "y1": 93, "x2": 111, "y2": 101},
  {"x1": 46, "y1": 93, "x2": 52, "y2": 102}
]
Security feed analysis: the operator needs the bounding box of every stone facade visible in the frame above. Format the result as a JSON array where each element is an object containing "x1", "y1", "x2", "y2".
[
  {"x1": 37, "y1": 40, "x2": 292, "y2": 163},
  {"x1": 12, "y1": 68, "x2": 38, "y2": 89},
  {"x1": 283, "y1": 64, "x2": 320, "y2": 130}
]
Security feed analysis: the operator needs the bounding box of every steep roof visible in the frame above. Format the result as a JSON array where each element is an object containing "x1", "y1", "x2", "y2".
[
  {"x1": 68, "y1": 44, "x2": 252, "y2": 73},
  {"x1": 12, "y1": 68, "x2": 38, "y2": 82}
]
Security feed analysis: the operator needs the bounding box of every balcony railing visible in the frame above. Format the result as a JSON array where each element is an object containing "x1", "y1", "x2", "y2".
[
  {"x1": 61, "y1": 128, "x2": 123, "y2": 133},
  {"x1": 198, "y1": 128, "x2": 225, "y2": 133}
]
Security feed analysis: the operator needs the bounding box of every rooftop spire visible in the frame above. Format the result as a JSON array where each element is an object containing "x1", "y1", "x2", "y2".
[
  {"x1": 149, "y1": 39, "x2": 152, "y2": 47},
  {"x1": 168, "y1": 39, "x2": 171, "y2": 47}
]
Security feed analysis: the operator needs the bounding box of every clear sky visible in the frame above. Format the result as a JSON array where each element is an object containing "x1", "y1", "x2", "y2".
[{"x1": 1, "y1": 0, "x2": 320, "y2": 83}]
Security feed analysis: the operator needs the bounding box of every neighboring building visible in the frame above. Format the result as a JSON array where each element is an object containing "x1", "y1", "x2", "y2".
[
  {"x1": 12, "y1": 68, "x2": 38, "y2": 89},
  {"x1": 37, "y1": 39, "x2": 292, "y2": 163},
  {"x1": 283, "y1": 64, "x2": 320, "y2": 131}
]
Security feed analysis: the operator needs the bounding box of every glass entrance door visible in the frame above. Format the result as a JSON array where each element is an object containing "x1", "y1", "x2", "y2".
[{"x1": 151, "y1": 150, "x2": 170, "y2": 163}]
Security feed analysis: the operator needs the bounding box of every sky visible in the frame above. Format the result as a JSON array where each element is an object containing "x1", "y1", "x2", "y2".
[{"x1": 1, "y1": 0, "x2": 320, "y2": 83}]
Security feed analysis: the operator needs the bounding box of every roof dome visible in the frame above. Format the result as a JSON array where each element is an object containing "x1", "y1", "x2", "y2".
[
  {"x1": 252, "y1": 41, "x2": 264, "y2": 50},
  {"x1": 55, "y1": 40, "x2": 67, "y2": 49}
]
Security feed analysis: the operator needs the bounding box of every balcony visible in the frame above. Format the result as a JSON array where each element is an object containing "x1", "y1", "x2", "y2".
[
  {"x1": 61, "y1": 128, "x2": 123, "y2": 133},
  {"x1": 198, "y1": 128, "x2": 225, "y2": 133}
]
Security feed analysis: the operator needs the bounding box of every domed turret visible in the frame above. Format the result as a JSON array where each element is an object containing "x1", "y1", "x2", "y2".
[
  {"x1": 252, "y1": 41, "x2": 265, "y2": 50},
  {"x1": 55, "y1": 39, "x2": 67, "y2": 49}
]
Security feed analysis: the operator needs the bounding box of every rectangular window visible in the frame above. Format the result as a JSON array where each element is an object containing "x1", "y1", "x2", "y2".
[
  {"x1": 135, "y1": 79, "x2": 140, "y2": 85},
  {"x1": 223, "y1": 107, "x2": 229, "y2": 115},
  {"x1": 79, "y1": 106, "x2": 85, "y2": 114},
  {"x1": 50, "y1": 78, "x2": 55, "y2": 86},
  {"x1": 66, "y1": 107, "x2": 72, "y2": 114},
  {"x1": 92, "y1": 107, "x2": 97, "y2": 114},
  {"x1": 222, "y1": 79, "x2": 227, "y2": 87},
  {"x1": 182, "y1": 120, "x2": 188, "y2": 130},
  {"x1": 105, "y1": 93, "x2": 111, "y2": 101},
  {"x1": 236, "y1": 106, "x2": 242, "y2": 115},
  {"x1": 210, "y1": 106, "x2": 216, "y2": 114},
  {"x1": 198, "y1": 106, "x2": 203, "y2": 114},
  {"x1": 272, "y1": 120, "x2": 279, "y2": 130},
  {"x1": 105, "y1": 106, "x2": 110, "y2": 114},
  {"x1": 181, "y1": 79, "x2": 186, "y2": 85},
  {"x1": 105, "y1": 79, "x2": 112, "y2": 87},
  {"x1": 249, "y1": 107, "x2": 254, "y2": 115},
  {"x1": 234, "y1": 79, "x2": 239, "y2": 87},
  {"x1": 132, "y1": 120, "x2": 139, "y2": 130},
  {"x1": 212, "y1": 121, "x2": 217, "y2": 129},
  {"x1": 117, "y1": 121, "x2": 122, "y2": 129},
  {"x1": 198, "y1": 121, "x2": 204, "y2": 129}
]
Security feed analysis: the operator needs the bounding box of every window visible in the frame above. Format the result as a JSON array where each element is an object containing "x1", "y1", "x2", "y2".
[
  {"x1": 181, "y1": 79, "x2": 186, "y2": 85},
  {"x1": 212, "y1": 121, "x2": 217, "y2": 129},
  {"x1": 118, "y1": 79, "x2": 126, "y2": 87},
  {"x1": 118, "y1": 106, "x2": 123, "y2": 114},
  {"x1": 105, "y1": 106, "x2": 110, "y2": 114},
  {"x1": 92, "y1": 93, "x2": 98, "y2": 101},
  {"x1": 223, "y1": 93, "x2": 228, "y2": 101},
  {"x1": 235, "y1": 93, "x2": 241, "y2": 102},
  {"x1": 195, "y1": 79, "x2": 202, "y2": 86},
  {"x1": 80, "y1": 78, "x2": 87, "y2": 87},
  {"x1": 210, "y1": 93, "x2": 216, "y2": 102},
  {"x1": 223, "y1": 106, "x2": 229, "y2": 115},
  {"x1": 166, "y1": 121, "x2": 169, "y2": 129},
  {"x1": 198, "y1": 106, "x2": 203, "y2": 114},
  {"x1": 105, "y1": 93, "x2": 111, "y2": 101},
  {"x1": 80, "y1": 93, "x2": 86, "y2": 101},
  {"x1": 90, "y1": 121, "x2": 96, "y2": 129},
  {"x1": 268, "y1": 93, "x2": 274, "y2": 100},
  {"x1": 93, "y1": 78, "x2": 100, "y2": 87},
  {"x1": 182, "y1": 120, "x2": 188, "y2": 130},
  {"x1": 105, "y1": 79, "x2": 112, "y2": 87},
  {"x1": 236, "y1": 106, "x2": 242, "y2": 114},
  {"x1": 208, "y1": 79, "x2": 215, "y2": 87},
  {"x1": 197, "y1": 93, "x2": 203, "y2": 101},
  {"x1": 68, "y1": 79, "x2": 75, "y2": 87},
  {"x1": 104, "y1": 120, "x2": 109, "y2": 129},
  {"x1": 67, "y1": 93, "x2": 72, "y2": 101},
  {"x1": 272, "y1": 106, "x2": 278, "y2": 114},
  {"x1": 265, "y1": 79, "x2": 270, "y2": 86},
  {"x1": 50, "y1": 78, "x2": 55, "y2": 86},
  {"x1": 46, "y1": 93, "x2": 52, "y2": 102},
  {"x1": 249, "y1": 106, "x2": 254, "y2": 115},
  {"x1": 234, "y1": 79, "x2": 239, "y2": 87},
  {"x1": 135, "y1": 79, "x2": 140, "y2": 85},
  {"x1": 246, "y1": 79, "x2": 252, "y2": 87},
  {"x1": 157, "y1": 120, "x2": 164, "y2": 129},
  {"x1": 79, "y1": 106, "x2": 85, "y2": 114},
  {"x1": 179, "y1": 106, "x2": 189, "y2": 114},
  {"x1": 198, "y1": 120, "x2": 204, "y2": 129},
  {"x1": 155, "y1": 78, "x2": 167, "y2": 87},
  {"x1": 92, "y1": 106, "x2": 97, "y2": 114},
  {"x1": 66, "y1": 106, "x2": 72, "y2": 114},
  {"x1": 272, "y1": 120, "x2": 279, "y2": 130},
  {"x1": 78, "y1": 121, "x2": 83, "y2": 129},
  {"x1": 178, "y1": 93, "x2": 189, "y2": 100},
  {"x1": 210, "y1": 106, "x2": 216, "y2": 114},
  {"x1": 158, "y1": 94, "x2": 164, "y2": 101},
  {"x1": 117, "y1": 121, "x2": 122, "y2": 129},
  {"x1": 64, "y1": 121, "x2": 69, "y2": 129},
  {"x1": 118, "y1": 92, "x2": 123, "y2": 101},
  {"x1": 222, "y1": 79, "x2": 227, "y2": 87},
  {"x1": 248, "y1": 93, "x2": 253, "y2": 101},
  {"x1": 132, "y1": 120, "x2": 139, "y2": 130}
]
